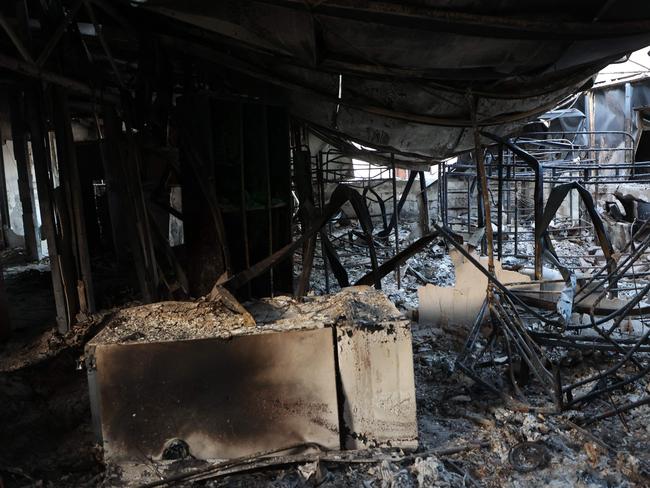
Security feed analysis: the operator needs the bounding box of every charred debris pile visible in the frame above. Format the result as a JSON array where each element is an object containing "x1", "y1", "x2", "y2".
[
  {"x1": 2, "y1": 1, "x2": 650, "y2": 487},
  {"x1": 2, "y1": 103, "x2": 650, "y2": 487},
  {"x1": 1, "y1": 96, "x2": 650, "y2": 488}
]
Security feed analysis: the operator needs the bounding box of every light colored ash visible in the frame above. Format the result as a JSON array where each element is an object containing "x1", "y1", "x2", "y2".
[
  {"x1": 247, "y1": 286, "x2": 403, "y2": 327},
  {"x1": 90, "y1": 287, "x2": 405, "y2": 345},
  {"x1": 90, "y1": 300, "x2": 252, "y2": 345}
]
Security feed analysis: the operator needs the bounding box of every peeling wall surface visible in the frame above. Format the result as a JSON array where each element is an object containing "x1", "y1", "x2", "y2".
[{"x1": 337, "y1": 319, "x2": 418, "y2": 450}]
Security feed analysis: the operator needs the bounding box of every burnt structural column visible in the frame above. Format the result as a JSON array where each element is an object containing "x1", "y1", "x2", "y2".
[
  {"x1": 103, "y1": 105, "x2": 157, "y2": 302},
  {"x1": 417, "y1": 170, "x2": 430, "y2": 236},
  {"x1": 0, "y1": 125, "x2": 10, "y2": 248},
  {"x1": 0, "y1": 258, "x2": 9, "y2": 340},
  {"x1": 26, "y1": 85, "x2": 73, "y2": 332},
  {"x1": 9, "y1": 88, "x2": 39, "y2": 260},
  {"x1": 99, "y1": 104, "x2": 129, "y2": 263},
  {"x1": 52, "y1": 87, "x2": 95, "y2": 314},
  {"x1": 178, "y1": 94, "x2": 226, "y2": 297}
]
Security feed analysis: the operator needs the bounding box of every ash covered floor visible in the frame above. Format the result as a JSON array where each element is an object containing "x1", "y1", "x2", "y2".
[{"x1": 1, "y1": 303, "x2": 649, "y2": 487}]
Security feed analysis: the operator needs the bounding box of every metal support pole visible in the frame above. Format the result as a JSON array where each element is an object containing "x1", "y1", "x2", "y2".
[
  {"x1": 438, "y1": 163, "x2": 444, "y2": 226},
  {"x1": 443, "y1": 162, "x2": 449, "y2": 227},
  {"x1": 317, "y1": 151, "x2": 329, "y2": 293},
  {"x1": 514, "y1": 179, "x2": 519, "y2": 256},
  {"x1": 261, "y1": 106, "x2": 274, "y2": 296},
  {"x1": 505, "y1": 154, "x2": 511, "y2": 225},
  {"x1": 624, "y1": 82, "x2": 633, "y2": 176},
  {"x1": 391, "y1": 154, "x2": 400, "y2": 289},
  {"x1": 497, "y1": 144, "x2": 503, "y2": 260},
  {"x1": 239, "y1": 104, "x2": 251, "y2": 299},
  {"x1": 418, "y1": 170, "x2": 430, "y2": 235},
  {"x1": 466, "y1": 178, "x2": 471, "y2": 233}
]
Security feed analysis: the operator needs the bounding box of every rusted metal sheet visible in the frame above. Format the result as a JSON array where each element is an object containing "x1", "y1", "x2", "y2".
[
  {"x1": 87, "y1": 327, "x2": 340, "y2": 461},
  {"x1": 336, "y1": 320, "x2": 418, "y2": 450}
]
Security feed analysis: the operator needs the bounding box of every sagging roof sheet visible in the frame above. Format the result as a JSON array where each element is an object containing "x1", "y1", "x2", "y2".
[{"x1": 128, "y1": 1, "x2": 650, "y2": 159}]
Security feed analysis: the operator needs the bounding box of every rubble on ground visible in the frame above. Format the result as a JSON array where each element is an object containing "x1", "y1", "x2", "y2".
[
  {"x1": 2, "y1": 198, "x2": 650, "y2": 487},
  {"x1": 294, "y1": 221, "x2": 456, "y2": 311},
  {"x1": 2, "y1": 282, "x2": 649, "y2": 486}
]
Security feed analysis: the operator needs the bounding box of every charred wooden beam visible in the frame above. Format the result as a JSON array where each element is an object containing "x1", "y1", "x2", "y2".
[
  {"x1": 52, "y1": 87, "x2": 96, "y2": 314},
  {"x1": 355, "y1": 230, "x2": 439, "y2": 286},
  {"x1": 35, "y1": 0, "x2": 83, "y2": 67},
  {"x1": 0, "y1": 53, "x2": 120, "y2": 103},
  {"x1": 0, "y1": 125, "x2": 10, "y2": 248},
  {"x1": 471, "y1": 103, "x2": 495, "y2": 279},
  {"x1": 0, "y1": 258, "x2": 9, "y2": 340},
  {"x1": 25, "y1": 85, "x2": 73, "y2": 332},
  {"x1": 9, "y1": 88, "x2": 39, "y2": 261},
  {"x1": 0, "y1": 12, "x2": 34, "y2": 63},
  {"x1": 105, "y1": 103, "x2": 159, "y2": 302}
]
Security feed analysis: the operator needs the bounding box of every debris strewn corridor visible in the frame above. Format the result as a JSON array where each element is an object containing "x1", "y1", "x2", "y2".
[{"x1": 1, "y1": 2, "x2": 650, "y2": 487}]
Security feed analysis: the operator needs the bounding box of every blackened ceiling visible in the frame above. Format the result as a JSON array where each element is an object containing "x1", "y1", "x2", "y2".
[{"x1": 1, "y1": 0, "x2": 650, "y2": 163}]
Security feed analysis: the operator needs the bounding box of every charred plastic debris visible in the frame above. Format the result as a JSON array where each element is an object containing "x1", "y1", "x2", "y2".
[{"x1": 2, "y1": 1, "x2": 650, "y2": 487}]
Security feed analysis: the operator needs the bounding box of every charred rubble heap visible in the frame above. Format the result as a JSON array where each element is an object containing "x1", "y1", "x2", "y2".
[{"x1": 2, "y1": 1, "x2": 650, "y2": 487}]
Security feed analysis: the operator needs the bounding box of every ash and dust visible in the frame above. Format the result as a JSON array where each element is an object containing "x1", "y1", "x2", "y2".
[
  {"x1": 1, "y1": 218, "x2": 650, "y2": 487},
  {"x1": 293, "y1": 221, "x2": 456, "y2": 312},
  {"x1": 282, "y1": 217, "x2": 650, "y2": 488}
]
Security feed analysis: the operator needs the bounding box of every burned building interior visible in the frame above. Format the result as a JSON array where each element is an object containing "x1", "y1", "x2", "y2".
[{"x1": 3, "y1": 1, "x2": 650, "y2": 486}]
